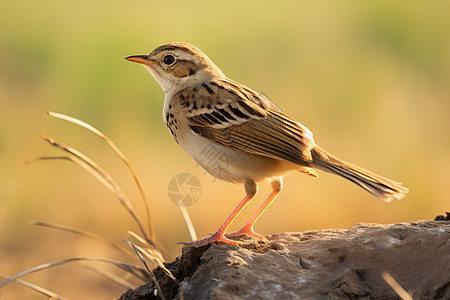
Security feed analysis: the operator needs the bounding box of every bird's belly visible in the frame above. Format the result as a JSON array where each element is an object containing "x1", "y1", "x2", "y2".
[{"x1": 176, "y1": 130, "x2": 297, "y2": 183}]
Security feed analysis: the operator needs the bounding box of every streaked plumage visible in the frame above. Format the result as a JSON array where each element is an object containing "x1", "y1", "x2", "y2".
[{"x1": 126, "y1": 42, "x2": 408, "y2": 247}]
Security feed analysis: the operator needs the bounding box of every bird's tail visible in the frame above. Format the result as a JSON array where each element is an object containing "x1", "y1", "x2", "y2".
[{"x1": 311, "y1": 146, "x2": 408, "y2": 202}]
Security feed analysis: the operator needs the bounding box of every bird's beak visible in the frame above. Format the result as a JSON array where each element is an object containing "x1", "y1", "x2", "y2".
[{"x1": 125, "y1": 55, "x2": 159, "y2": 67}]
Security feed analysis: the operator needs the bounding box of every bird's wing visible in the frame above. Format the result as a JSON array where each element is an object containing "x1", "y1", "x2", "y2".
[{"x1": 176, "y1": 78, "x2": 316, "y2": 165}]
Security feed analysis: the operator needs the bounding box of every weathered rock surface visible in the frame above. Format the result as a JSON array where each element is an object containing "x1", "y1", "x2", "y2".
[{"x1": 120, "y1": 221, "x2": 450, "y2": 300}]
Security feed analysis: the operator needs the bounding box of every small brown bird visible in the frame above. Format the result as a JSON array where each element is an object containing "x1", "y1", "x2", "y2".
[{"x1": 126, "y1": 42, "x2": 408, "y2": 247}]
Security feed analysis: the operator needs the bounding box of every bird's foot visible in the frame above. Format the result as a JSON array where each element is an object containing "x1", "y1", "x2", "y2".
[
  {"x1": 178, "y1": 232, "x2": 243, "y2": 248},
  {"x1": 225, "y1": 225, "x2": 268, "y2": 242}
]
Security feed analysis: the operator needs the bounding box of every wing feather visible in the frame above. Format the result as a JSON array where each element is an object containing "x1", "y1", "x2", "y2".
[{"x1": 178, "y1": 79, "x2": 315, "y2": 165}]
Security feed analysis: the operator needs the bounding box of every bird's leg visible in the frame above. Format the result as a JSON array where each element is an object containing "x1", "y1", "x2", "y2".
[
  {"x1": 181, "y1": 181, "x2": 257, "y2": 248},
  {"x1": 226, "y1": 178, "x2": 283, "y2": 242}
]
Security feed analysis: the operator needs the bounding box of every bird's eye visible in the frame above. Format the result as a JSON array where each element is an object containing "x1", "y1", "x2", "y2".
[{"x1": 163, "y1": 54, "x2": 176, "y2": 66}]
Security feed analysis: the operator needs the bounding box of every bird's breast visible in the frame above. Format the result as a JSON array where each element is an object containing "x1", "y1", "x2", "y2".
[{"x1": 164, "y1": 111, "x2": 298, "y2": 183}]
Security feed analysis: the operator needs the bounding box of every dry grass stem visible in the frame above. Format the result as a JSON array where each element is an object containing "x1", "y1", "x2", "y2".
[
  {"x1": 2, "y1": 112, "x2": 176, "y2": 297},
  {"x1": 82, "y1": 264, "x2": 135, "y2": 290},
  {"x1": 0, "y1": 273, "x2": 68, "y2": 300},
  {"x1": 0, "y1": 257, "x2": 149, "y2": 289},
  {"x1": 29, "y1": 221, "x2": 135, "y2": 258},
  {"x1": 47, "y1": 111, "x2": 155, "y2": 244},
  {"x1": 40, "y1": 134, "x2": 151, "y2": 243},
  {"x1": 127, "y1": 231, "x2": 165, "y2": 264},
  {"x1": 381, "y1": 271, "x2": 413, "y2": 300},
  {"x1": 129, "y1": 242, "x2": 167, "y2": 300},
  {"x1": 127, "y1": 231, "x2": 178, "y2": 284},
  {"x1": 128, "y1": 240, "x2": 178, "y2": 284}
]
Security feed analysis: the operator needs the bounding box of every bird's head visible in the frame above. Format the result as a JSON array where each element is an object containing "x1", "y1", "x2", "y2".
[{"x1": 125, "y1": 42, "x2": 225, "y2": 93}]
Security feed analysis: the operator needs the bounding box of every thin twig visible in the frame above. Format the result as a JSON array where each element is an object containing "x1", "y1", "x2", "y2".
[
  {"x1": 381, "y1": 271, "x2": 413, "y2": 300},
  {"x1": 178, "y1": 205, "x2": 197, "y2": 242}
]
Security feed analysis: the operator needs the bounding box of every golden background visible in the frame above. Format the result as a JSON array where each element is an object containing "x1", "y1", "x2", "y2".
[{"x1": 1, "y1": 1, "x2": 449, "y2": 298}]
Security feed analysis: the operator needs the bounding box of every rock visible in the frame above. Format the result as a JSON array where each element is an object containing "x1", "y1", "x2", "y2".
[
  {"x1": 120, "y1": 221, "x2": 450, "y2": 300},
  {"x1": 434, "y1": 212, "x2": 450, "y2": 221}
]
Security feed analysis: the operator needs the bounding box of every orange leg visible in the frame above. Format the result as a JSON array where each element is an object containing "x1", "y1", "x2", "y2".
[
  {"x1": 180, "y1": 193, "x2": 255, "y2": 248},
  {"x1": 226, "y1": 178, "x2": 283, "y2": 241}
]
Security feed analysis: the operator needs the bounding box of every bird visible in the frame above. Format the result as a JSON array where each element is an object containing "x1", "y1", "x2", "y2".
[{"x1": 125, "y1": 42, "x2": 408, "y2": 247}]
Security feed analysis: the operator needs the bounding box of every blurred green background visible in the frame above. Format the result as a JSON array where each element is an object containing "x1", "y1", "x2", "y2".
[{"x1": 1, "y1": 0, "x2": 449, "y2": 298}]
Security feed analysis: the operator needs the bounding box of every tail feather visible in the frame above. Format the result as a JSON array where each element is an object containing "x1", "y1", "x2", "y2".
[{"x1": 311, "y1": 146, "x2": 408, "y2": 202}]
